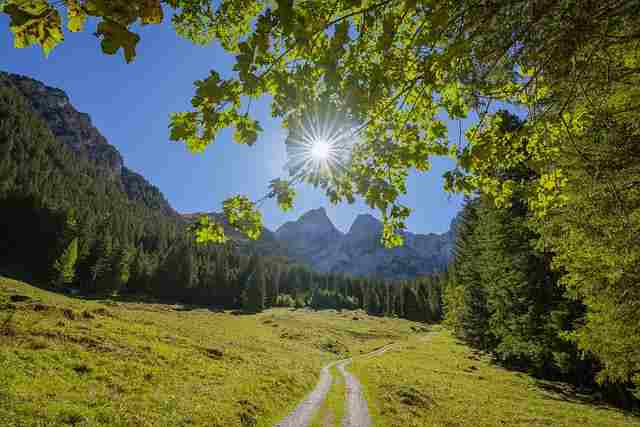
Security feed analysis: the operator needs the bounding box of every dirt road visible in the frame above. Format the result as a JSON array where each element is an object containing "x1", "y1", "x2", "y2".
[{"x1": 274, "y1": 344, "x2": 393, "y2": 427}]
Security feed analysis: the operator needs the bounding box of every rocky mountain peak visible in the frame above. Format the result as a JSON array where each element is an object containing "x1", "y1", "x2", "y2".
[
  {"x1": 276, "y1": 207, "x2": 342, "y2": 238},
  {"x1": 299, "y1": 207, "x2": 330, "y2": 222},
  {"x1": 348, "y1": 214, "x2": 383, "y2": 236},
  {"x1": 0, "y1": 71, "x2": 123, "y2": 180}
]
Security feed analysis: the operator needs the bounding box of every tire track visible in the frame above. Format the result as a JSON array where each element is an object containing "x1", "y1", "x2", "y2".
[{"x1": 338, "y1": 345, "x2": 393, "y2": 427}]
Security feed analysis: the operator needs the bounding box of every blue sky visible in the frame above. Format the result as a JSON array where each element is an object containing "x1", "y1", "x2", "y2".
[{"x1": 0, "y1": 16, "x2": 463, "y2": 234}]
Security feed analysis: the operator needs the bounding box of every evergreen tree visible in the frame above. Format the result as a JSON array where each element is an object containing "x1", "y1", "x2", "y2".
[
  {"x1": 403, "y1": 285, "x2": 423, "y2": 322},
  {"x1": 52, "y1": 237, "x2": 78, "y2": 287},
  {"x1": 242, "y1": 256, "x2": 265, "y2": 313}
]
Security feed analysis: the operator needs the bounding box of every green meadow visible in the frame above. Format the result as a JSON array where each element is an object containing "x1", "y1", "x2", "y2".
[{"x1": 1, "y1": 276, "x2": 638, "y2": 426}]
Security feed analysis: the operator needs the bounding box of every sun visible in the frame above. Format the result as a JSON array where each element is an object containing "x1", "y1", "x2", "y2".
[
  {"x1": 284, "y1": 109, "x2": 357, "y2": 183},
  {"x1": 311, "y1": 139, "x2": 331, "y2": 160}
]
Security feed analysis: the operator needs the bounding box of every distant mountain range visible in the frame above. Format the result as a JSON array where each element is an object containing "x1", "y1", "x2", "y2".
[
  {"x1": 274, "y1": 208, "x2": 456, "y2": 279},
  {"x1": 2, "y1": 71, "x2": 457, "y2": 279}
]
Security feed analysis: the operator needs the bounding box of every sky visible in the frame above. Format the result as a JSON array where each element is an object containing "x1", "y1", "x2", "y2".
[{"x1": 0, "y1": 15, "x2": 464, "y2": 235}]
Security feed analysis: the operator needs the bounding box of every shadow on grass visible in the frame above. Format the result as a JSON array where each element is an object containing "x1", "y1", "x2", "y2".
[
  {"x1": 534, "y1": 380, "x2": 640, "y2": 416},
  {"x1": 0, "y1": 270, "x2": 229, "y2": 314}
]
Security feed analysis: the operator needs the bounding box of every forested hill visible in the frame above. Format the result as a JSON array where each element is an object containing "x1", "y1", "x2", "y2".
[{"x1": 0, "y1": 71, "x2": 175, "y2": 217}]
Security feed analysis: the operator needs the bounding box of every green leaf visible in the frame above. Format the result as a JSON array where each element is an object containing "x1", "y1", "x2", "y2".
[
  {"x1": 67, "y1": 0, "x2": 87, "y2": 32},
  {"x1": 5, "y1": 1, "x2": 64, "y2": 56},
  {"x1": 233, "y1": 115, "x2": 262, "y2": 146},
  {"x1": 189, "y1": 215, "x2": 229, "y2": 244},
  {"x1": 269, "y1": 178, "x2": 296, "y2": 211},
  {"x1": 222, "y1": 195, "x2": 262, "y2": 240},
  {"x1": 96, "y1": 19, "x2": 141, "y2": 63},
  {"x1": 141, "y1": 0, "x2": 163, "y2": 25}
]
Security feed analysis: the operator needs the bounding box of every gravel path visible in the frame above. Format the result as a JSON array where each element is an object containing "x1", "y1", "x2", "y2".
[{"x1": 274, "y1": 345, "x2": 393, "y2": 427}]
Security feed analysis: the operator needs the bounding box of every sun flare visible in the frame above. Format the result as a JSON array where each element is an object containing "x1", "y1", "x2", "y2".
[
  {"x1": 311, "y1": 139, "x2": 331, "y2": 160},
  {"x1": 285, "y1": 111, "x2": 357, "y2": 183}
]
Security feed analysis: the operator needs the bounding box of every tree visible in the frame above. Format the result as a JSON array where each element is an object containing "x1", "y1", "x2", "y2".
[
  {"x1": 90, "y1": 234, "x2": 114, "y2": 292},
  {"x1": 52, "y1": 237, "x2": 78, "y2": 287},
  {"x1": 402, "y1": 285, "x2": 423, "y2": 322},
  {"x1": 444, "y1": 198, "x2": 492, "y2": 347},
  {"x1": 242, "y1": 256, "x2": 265, "y2": 313},
  {"x1": 111, "y1": 244, "x2": 133, "y2": 293},
  {"x1": 266, "y1": 263, "x2": 282, "y2": 307}
]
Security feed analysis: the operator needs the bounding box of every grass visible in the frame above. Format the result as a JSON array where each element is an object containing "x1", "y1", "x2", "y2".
[
  {"x1": 2, "y1": 277, "x2": 639, "y2": 427},
  {"x1": 0, "y1": 276, "x2": 415, "y2": 426},
  {"x1": 350, "y1": 325, "x2": 640, "y2": 427}
]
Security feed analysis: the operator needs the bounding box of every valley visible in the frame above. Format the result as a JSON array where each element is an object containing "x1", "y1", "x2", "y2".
[
  {"x1": 2, "y1": 1, "x2": 640, "y2": 424},
  {"x1": 2, "y1": 277, "x2": 637, "y2": 427}
]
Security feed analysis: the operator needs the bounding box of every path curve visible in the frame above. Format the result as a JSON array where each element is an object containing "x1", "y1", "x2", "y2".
[{"x1": 274, "y1": 344, "x2": 393, "y2": 427}]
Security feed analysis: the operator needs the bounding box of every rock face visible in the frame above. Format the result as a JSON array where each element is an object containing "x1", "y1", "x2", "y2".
[
  {"x1": 275, "y1": 208, "x2": 344, "y2": 269},
  {"x1": 121, "y1": 167, "x2": 175, "y2": 217},
  {"x1": 0, "y1": 71, "x2": 174, "y2": 215},
  {"x1": 1, "y1": 72, "x2": 123, "y2": 179},
  {"x1": 275, "y1": 209, "x2": 457, "y2": 279}
]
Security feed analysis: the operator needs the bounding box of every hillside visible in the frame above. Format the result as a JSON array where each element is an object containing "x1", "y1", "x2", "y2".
[
  {"x1": 0, "y1": 71, "x2": 176, "y2": 217},
  {"x1": 2, "y1": 277, "x2": 637, "y2": 427}
]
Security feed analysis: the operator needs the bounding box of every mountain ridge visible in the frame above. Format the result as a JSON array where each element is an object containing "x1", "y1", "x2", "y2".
[
  {"x1": 272, "y1": 208, "x2": 457, "y2": 279},
  {"x1": 0, "y1": 71, "x2": 176, "y2": 217}
]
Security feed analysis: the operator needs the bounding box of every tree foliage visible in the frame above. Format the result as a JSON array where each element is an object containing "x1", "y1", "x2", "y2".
[{"x1": 6, "y1": 1, "x2": 637, "y2": 246}]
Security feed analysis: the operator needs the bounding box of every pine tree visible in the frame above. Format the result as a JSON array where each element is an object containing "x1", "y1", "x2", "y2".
[
  {"x1": 51, "y1": 210, "x2": 79, "y2": 287},
  {"x1": 403, "y1": 285, "x2": 424, "y2": 322},
  {"x1": 443, "y1": 198, "x2": 491, "y2": 346},
  {"x1": 242, "y1": 256, "x2": 265, "y2": 313},
  {"x1": 52, "y1": 237, "x2": 78, "y2": 287},
  {"x1": 91, "y1": 235, "x2": 114, "y2": 292}
]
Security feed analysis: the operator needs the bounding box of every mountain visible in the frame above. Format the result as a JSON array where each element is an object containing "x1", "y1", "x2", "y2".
[
  {"x1": 275, "y1": 208, "x2": 344, "y2": 269},
  {"x1": 0, "y1": 71, "x2": 175, "y2": 216},
  {"x1": 275, "y1": 209, "x2": 457, "y2": 279}
]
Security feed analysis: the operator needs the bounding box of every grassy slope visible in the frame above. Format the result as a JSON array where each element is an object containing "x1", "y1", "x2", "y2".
[
  {"x1": 351, "y1": 325, "x2": 640, "y2": 427},
  {"x1": 0, "y1": 277, "x2": 414, "y2": 427}
]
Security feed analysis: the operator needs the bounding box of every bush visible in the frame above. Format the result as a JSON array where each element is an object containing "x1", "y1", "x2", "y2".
[
  {"x1": 294, "y1": 296, "x2": 306, "y2": 309},
  {"x1": 274, "y1": 294, "x2": 295, "y2": 308}
]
